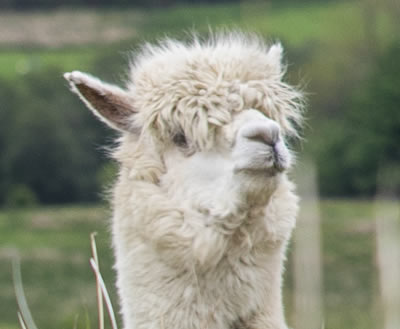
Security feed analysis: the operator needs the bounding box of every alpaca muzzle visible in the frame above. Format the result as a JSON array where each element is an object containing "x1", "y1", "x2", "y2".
[{"x1": 233, "y1": 113, "x2": 291, "y2": 174}]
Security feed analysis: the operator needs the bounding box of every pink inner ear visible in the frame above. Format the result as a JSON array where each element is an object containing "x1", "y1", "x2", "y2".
[{"x1": 74, "y1": 82, "x2": 139, "y2": 133}]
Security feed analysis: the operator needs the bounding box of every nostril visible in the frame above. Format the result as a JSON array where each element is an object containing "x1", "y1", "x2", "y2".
[{"x1": 241, "y1": 124, "x2": 280, "y2": 146}]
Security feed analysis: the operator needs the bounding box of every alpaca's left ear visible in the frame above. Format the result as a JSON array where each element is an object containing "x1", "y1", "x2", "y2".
[
  {"x1": 64, "y1": 71, "x2": 139, "y2": 133},
  {"x1": 267, "y1": 43, "x2": 284, "y2": 75}
]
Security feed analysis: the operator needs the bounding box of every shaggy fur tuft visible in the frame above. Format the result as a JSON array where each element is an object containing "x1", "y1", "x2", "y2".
[{"x1": 129, "y1": 32, "x2": 304, "y2": 150}]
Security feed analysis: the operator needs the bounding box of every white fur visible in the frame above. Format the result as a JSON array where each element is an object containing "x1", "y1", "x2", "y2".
[{"x1": 65, "y1": 32, "x2": 304, "y2": 329}]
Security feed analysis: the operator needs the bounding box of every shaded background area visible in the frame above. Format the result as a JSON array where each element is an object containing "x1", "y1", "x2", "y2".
[{"x1": 0, "y1": 0, "x2": 399, "y2": 329}]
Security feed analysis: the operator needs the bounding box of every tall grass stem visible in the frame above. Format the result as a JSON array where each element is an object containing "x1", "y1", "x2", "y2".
[
  {"x1": 91, "y1": 232, "x2": 105, "y2": 329},
  {"x1": 12, "y1": 256, "x2": 38, "y2": 329}
]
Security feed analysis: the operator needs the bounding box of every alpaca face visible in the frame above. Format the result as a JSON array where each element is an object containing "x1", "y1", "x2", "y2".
[
  {"x1": 163, "y1": 108, "x2": 291, "y2": 172},
  {"x1": 157, "y1": 108, "x2": 291, "y2": 208}
]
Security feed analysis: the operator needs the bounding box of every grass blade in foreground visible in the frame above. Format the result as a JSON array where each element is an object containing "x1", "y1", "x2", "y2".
[
  {"x1": 90, "y1": 234, "x2": 119, "y2": 329},
  {"x1": 12, "y1": 257, "x2": 39, "y2": 329},
  {"x1": 17, "y1": 312, "x2": 28, "y2": 329},
  {"x1": 91, "y1": 232, "x2": 105, "y2": 329}
]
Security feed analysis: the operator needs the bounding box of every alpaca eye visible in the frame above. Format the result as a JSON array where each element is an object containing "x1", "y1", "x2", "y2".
[{"x1": 172, "y1": 132, "x2": 188, "y2": 148}]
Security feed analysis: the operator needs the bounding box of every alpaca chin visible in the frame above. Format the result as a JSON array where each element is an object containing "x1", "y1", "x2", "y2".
[{"x1": 236, "y1": 171, "x2": 282, "y2": 207}]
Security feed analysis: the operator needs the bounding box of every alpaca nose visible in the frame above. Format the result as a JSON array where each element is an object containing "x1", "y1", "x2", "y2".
[{"x1": 241, "y1": 121, "x2": 281, "y2": 146}]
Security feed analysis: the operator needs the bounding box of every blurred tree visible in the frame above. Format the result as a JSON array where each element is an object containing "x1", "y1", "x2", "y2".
[
  {"x1": 4, "y1": 183, "x2": 38, "y2": 208},
  {"x1": 317, "y1": 41, "x2": 400, "y2": 196},
  {"x1": 0, "y1": 67, "x2": 113, "y2": 205},
  {"x1": 345, "y1": 42, "x2": 400, "y2": 195}
]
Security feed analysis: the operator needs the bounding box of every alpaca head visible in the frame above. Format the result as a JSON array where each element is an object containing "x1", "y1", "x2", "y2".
[{"x1": 65, "y1": 33, "x2": 303, "y2": 206}]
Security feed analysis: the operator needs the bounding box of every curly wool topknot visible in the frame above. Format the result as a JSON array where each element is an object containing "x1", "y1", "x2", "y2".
[{"x1": 126, "y1": 32, "x2": 304, "y2": 150}]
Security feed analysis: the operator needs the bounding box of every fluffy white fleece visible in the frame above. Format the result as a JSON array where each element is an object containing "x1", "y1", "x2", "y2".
[{"x1": 65, "y1": 32, "x2": 304, "y2": 329}]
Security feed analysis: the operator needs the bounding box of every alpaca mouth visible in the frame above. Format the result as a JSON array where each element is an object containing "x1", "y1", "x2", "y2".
[
  {"x1": 234, "y1": 146, "x2": 289, "y2": 175},
  {"x1": 258, "y1": 148, "x2": 289, "y2": 175},
  {"x1": 240, "y1": 155, "x2": 288, "y2": 176},
  {"x1": 272, "y1": 160, "x2": 286, "y2": 174},
  {"x1": 272, "y1": 148, "x2": 287, "y2": 173}
]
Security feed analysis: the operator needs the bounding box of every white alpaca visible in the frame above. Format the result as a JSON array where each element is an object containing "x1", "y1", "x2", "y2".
[{"x1": 65, "y1": 32, "x2": 304, "y2": 329}]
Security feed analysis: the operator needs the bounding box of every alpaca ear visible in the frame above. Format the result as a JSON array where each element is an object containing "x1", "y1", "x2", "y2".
[
  {"x1": 267, "y1": 43, "x2": 284, "y2": 75},
  {"x1": 64, "y1": 71, "x2": 139, "y2": 133}
]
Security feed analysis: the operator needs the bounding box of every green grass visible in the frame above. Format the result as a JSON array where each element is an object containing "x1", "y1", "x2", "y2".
[
  {"x1": 138, "y1": 3, "x2": 242, "y2": 38},
  {"x1": 0, "y1": 205, "x2": 117, "y2": 329},
  {"x1": 282, "y1": 199, "x2": 380, "y2": 329},
  {"x1": 319, "y1": 200, "x2": 377, "y2": 329},
  {"x1": 241, "y1": 2, "x2": 365, "y2": 47},
  {"x1": 0, "y1": 49, "x2": 97, "y2": 81},
  {"x1": 0, "y1": 200, "x2": 390, "y2": 329},
  {"x1": 140, "y1": 1, "x2": 396, "y2": 47}
]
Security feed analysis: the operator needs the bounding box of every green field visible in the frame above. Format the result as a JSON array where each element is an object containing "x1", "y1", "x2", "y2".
[
  {"x1": 0, "y1": 200, "x2": 390, "y2": 329},
  {"x1": 0, "y1": 205, "x2": 116, "y2": 329},
  {"x1": 0, "y1": 49, "x2": 96, "y2": 81}
]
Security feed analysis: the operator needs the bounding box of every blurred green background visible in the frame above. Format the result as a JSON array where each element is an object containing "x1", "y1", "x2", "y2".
[{"x1": 0, "y1": 0, "x2": 399, "y2": 329}]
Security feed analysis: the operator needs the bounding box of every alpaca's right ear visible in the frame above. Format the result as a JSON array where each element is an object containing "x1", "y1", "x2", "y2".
[
  {"x1": 64, "y1": 71, "x2": 139, "y2": 133},
  {"x1": 266, "y1": 43, "x2": 284, "y2": 75}
]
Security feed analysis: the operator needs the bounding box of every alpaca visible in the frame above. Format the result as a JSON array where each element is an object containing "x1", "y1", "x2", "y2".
[{"x1": 65, "y1": 32, "x2": 304, "y2": 329}]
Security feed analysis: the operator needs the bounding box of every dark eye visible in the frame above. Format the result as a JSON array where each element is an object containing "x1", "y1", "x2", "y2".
[{"x1": 172, "y1": 132, "x2": 188, "y2": 148}]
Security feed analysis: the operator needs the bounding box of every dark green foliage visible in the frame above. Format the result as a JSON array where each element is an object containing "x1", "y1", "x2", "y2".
[
  {"x1": 344, "y1": 43, "x2": 400, "y2": 195},
  {"x1": 316, "y1": 41, "x2": 400, "y2": 196},
  {"x1": 0, "y1": 66, "x2": 113, "y2": 205},
  {"x1": 4, "y1": 184, "x2": 38, "y2": 208}
]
